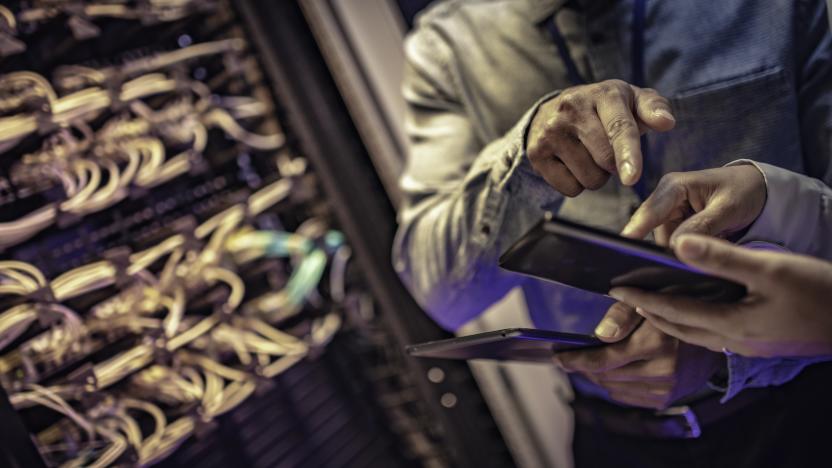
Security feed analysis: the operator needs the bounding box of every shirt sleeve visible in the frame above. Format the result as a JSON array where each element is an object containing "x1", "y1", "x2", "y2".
[
  {"x1": 729, "y1": 160, "x2": 832, "y2": 261},
  {"x1": 707, "y1": 1, "x2": 832, "y2": 402},
  {"x1": 715, "y1": 354, "x2": 830, "y2": 402},
  {"x1": 713, "y1": 159, "x2": 832, "y2": 401},
  {"x1": 392, "y1": 25, "x2": 562, "y2": 331}
]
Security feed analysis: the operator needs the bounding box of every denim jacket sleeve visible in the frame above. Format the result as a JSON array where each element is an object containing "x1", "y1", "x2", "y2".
[{"x1": 392, "y1": 26, "x2": 561, "y2": 330}]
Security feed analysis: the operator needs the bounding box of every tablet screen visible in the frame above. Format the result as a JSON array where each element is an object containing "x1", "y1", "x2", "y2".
[{"x1": 499, "y1": 215, "x2": 746, "y2": 302}]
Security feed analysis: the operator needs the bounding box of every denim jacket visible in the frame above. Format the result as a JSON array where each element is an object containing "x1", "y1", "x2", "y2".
[{"x1": 393, "y1": 0, "x2": 832, "y2": 402}]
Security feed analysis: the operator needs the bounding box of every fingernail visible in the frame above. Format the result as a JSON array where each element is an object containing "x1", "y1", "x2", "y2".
[
  {"x1": 620, "y1": 220, "x2": 637, "y2": 238},
  {"x1": 635, "y1": 307, "x2": 647, "y2": 316},
  {"x1": 608, "y1": 288, "x2": 624, "y2": 301},
  {"x1": 594, "y1": 318, "x2": 620, "y2": 339},
  {"x1": 653, "y1": 108, "x2": 676, "y2": 123},
  {"x1": 678, "y1": 235, "x2": 705, "y2": 259},
  {"x1": 620, "y1": 161, "x2": 635, "y2": 183}
]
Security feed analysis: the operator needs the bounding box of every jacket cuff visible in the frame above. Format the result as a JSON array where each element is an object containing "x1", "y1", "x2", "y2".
[
  {"x1": 717, "y1": 351, "x2": 826, "y2": 402},
  {"x1": 492, "y1": 90, "x2": 565, "y2": 249},
  {"x1": 501, "y1": 89, "x2": 563, "y2": 203}
]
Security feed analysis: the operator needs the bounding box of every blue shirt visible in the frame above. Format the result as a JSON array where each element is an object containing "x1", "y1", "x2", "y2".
[{"x1": 394, "y1": 0, "x2": 832, "y2": 403}]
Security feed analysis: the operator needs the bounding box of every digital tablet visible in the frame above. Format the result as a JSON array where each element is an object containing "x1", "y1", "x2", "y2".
[
  {"x1": 406, "y1": 328, "x2": 602, "y2": 363},
  {"x1": 499, "y1": 213, "x2": 747, "y2": 302}
]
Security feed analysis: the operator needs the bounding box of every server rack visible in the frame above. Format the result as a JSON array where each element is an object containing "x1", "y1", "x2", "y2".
[{"x1": 0, "y1": 1, "x2": 513, "y2": 467}]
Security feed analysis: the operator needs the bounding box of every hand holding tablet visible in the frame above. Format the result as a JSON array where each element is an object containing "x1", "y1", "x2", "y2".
[{"x1": 407, "y1": 213, "x2": 746, "y2": 363}]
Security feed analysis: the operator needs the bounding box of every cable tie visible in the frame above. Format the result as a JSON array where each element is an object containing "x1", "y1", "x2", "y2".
[
  {"x1": 213, "y1": 299, "x2": 235, "y2": 321},
  {"x1": 253, "y1": 374, "x2": 276, "y2": 396},
  {"x1": 19, "y1": 352, "x2": 39, "y2": 385},
  {"x1": 171, "y1": 216, "x2": 201, "y2": 253},
  {"x1": 190, "y1": 407, "x2": 218, "y2": 438},
  {"x1": 102, "y1": 246, "x2": 133, "y2": 289},
  {"x1": 222, "y1": 52, "x2": 244, "y2": 77},
  {"x1": 105, "y1": 70, "x2": 126, "y2": 112},
  {"x1": 67, "y1": 363, "x2": 99, "y2": 393},
  {"x1": 141, "y1": 331, "x2": 172, "y2": 365},
  {"x1": 30, "y1": 286, "x2": 60, "y2": 327},
  {"x1": 0, "y1": 33, "x2": 25, "y2": 57},
  {"x1": 54, "y1": 202, "x2": 82, "y2": 228},
  {"x1": 135, "y1": 1, "x2": 160, "y2": 26},
  {"x1": 113, "y1": 445, "x2": 140, "y2": 465},
  {"x1": 63, "y1": 3, "x2": 101, "y2": 41},
  {"x1": 187, "y1": 148, "x2": 208, "y2": 176},
  {"x1": 26, "y1": 95, "x2": 57, "y2": 136},
  {"x1": 29, "y1": 284, "x2": 56, "y2": 304},
  {"x1": 127, "y1": 183, "x2": 150, "y2": 201},
  {"x1": 78, "y1": 390, "x2": 107, "y2": 414}
]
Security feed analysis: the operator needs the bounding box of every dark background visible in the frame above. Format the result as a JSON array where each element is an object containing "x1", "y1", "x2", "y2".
[{"x1": 397, "y1": 0, "x2": 436, "y2": 28}]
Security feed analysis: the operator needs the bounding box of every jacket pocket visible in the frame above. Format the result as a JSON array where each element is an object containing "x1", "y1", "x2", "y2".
[{"x1": 645, "y1": 66, "x2": 804, "y2": 188}]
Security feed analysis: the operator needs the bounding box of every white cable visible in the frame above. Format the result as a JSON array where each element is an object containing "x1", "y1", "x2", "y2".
[{"x1": 202, "y1": 108, "x2": 285, "y2": 150}]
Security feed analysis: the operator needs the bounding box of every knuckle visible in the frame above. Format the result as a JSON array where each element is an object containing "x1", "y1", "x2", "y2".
[
  {"x1": 549, "y1": 116, "x2": 575, "y2": 137},
  {"x1": 601, "y1": 88, "x2": 626, "y2": 105},
  {"x1": 584, "y1": 171, "x2": 610, "y2": 190},
  {"x1": 703, "y1": 244, "x2": 734, "y2": 270},
  {"x1": 597, "y1": 147, "x2": 616, "y2": 168},
  {"x1": 607, "y1": 301, "x2": 636, "y2": 320},
  {"x1": 558, "y1": 182, "x2": 584, "y2": 198},
  {"x1": 657, "y1": 172, "x2": 687, "y2": 197},
  {"x1": 760, "y1": 257, "x2": 788, "y2": 279},
  {"x1": 590, "y1": 82, "x2": 610, "y2": 98},
  {"x1": 605, "y1": 117, "x2": 638, "y2": 141},
  {"x1": 581, "y1": 353, "x2": 606, "y2": 372},
  {"x1": 557, "y1": 90, "x2": 586, "y2": 113},
  {"x1": 691, "y1": 217, "x2": 717, "y2": 236},
  {"x1": 605, "y1": 79, "x2": 628, "y2": 91},
  {"x1": 660, "y1": 171, "x2": 684, "y2": 187},
  {"x1": 650, "y1": 331, "x2": 676, "y2": 355},
  {"x1": 650, "y1": 360, "x2": 676, "y2": 379},
  {"x1": 663, "y1": 333, "x2": 681, "y2": 351},
  {"x1": 648, "y1": 339, "x2": 670, "y2": 358}
]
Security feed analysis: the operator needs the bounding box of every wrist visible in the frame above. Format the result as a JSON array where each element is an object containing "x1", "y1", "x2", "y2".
[
  {"x1": 525, "y1": 95, "x2": 558, "y2": 154},
  {"x1": 721, "y1": 162, "x2": 768, "y2": 240}
]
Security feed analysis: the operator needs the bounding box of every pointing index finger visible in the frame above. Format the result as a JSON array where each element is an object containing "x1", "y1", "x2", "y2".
[
  {"x1": 595, "y1": 89, "x2": 643, "y2": 186},
  {"x1": 621, "y1": 179, "x2": 686, "y2": 239}
]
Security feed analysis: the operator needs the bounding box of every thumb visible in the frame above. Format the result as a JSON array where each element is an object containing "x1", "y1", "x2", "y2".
[
  {"x1": 632, "y1": 86, "x2": 676, "y2": 132},
  {"x1": 673, "y1": 234, "x2": 764, "y2": 285},
  {"x1": 594, "y1": 302, "x2": 643, "y2": 343}
]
